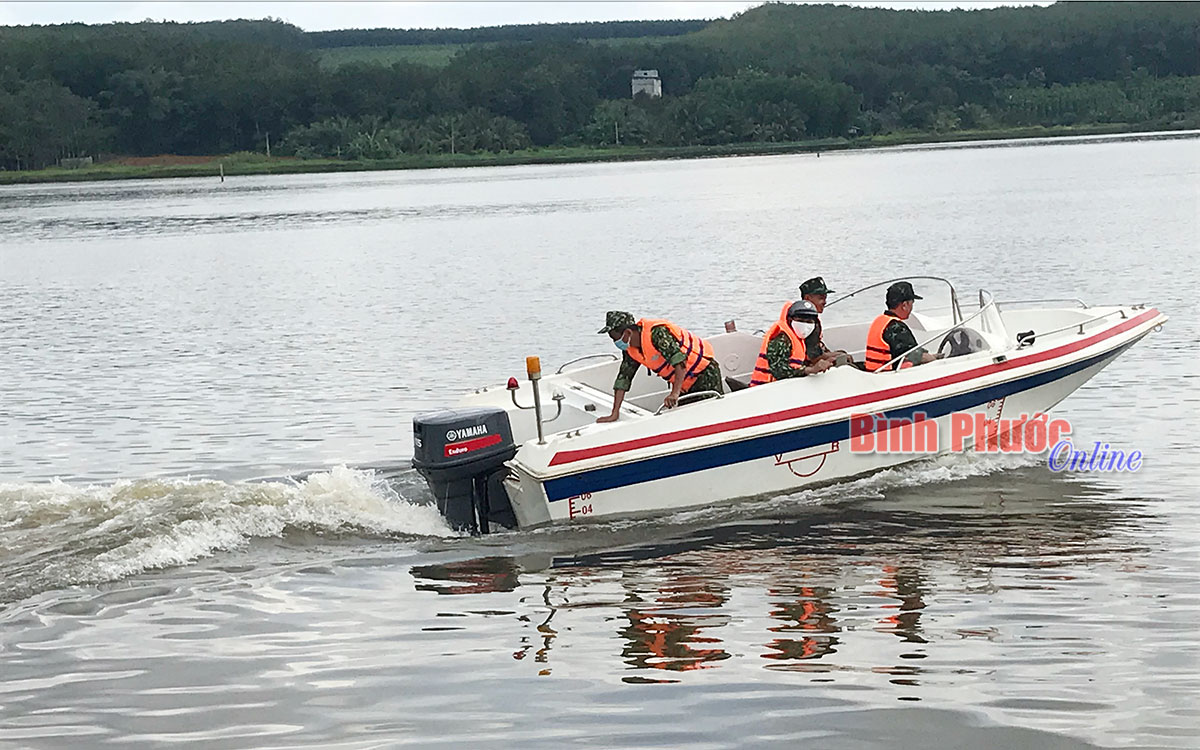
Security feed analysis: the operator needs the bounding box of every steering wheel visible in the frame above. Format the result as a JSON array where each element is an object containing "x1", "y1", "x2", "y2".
[{"x1": 938, "y1": 329, "x2": 973, "y2": 358}]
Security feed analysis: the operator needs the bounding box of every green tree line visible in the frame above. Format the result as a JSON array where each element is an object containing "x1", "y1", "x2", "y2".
[{"x1": 1, "y1": 3, "x2": 1198, "y2": 170}]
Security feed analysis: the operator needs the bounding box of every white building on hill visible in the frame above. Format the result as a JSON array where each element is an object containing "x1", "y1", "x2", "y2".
[{"x1": 631, "y1": 69, "x2": 662, "y2": 98}]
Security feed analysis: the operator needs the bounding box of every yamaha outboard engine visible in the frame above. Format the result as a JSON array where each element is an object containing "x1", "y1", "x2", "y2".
[{"x1": 412, "y1": 407, "x2": 518, "y2": 533}]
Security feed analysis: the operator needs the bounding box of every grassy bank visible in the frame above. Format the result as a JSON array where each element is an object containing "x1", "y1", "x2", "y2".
[
  {"x1": 0, "y1": 122, "x2": 1189, "y2": 186},
  {"x1": 316, "y1": 42, "x2": 494, "y2": 69},
  {"x1": 315, "y1": 36, "x2": 686, "y2": 69}
]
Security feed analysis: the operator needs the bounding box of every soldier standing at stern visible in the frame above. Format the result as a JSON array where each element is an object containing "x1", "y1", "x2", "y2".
[{"x1": 597, "y1": 311, "x2": 723, "y2": 423}]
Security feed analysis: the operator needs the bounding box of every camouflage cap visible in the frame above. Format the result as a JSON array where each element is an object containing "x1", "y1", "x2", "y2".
[
  {"x1": 800, "y1": 276, "x2": 835, "y2": 296},
  {"x1": 886, "y1": 281, "x2": 924, "y2": 308},
  {"x1": 787, "y1": 300, "x2": 820, "y2": 320},
  {"x1": 598, "y1": 310, "x2": 637, "y2": 334}
]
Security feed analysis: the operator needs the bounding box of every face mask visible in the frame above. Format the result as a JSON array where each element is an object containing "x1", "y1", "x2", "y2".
[
  {"x1": 614, "y1": 334, "x2": 631, "y2": 352},
  {"x1": 791, "y1": 320, "x2": 816, "y2": 339}
]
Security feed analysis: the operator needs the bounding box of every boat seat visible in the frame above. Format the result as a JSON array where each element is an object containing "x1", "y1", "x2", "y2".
[{"x1": 725, "y1": 375, "x2": 751, "y2": 392}]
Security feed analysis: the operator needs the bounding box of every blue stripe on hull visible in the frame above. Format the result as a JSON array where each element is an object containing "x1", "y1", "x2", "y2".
[{"x1": 543, "y1": 343, "x2": 1132, "y2": 502}]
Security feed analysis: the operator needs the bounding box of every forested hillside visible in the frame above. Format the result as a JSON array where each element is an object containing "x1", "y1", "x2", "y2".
[{"x1": 1, "y1": 2, "x2": 1197, "y2": 171}]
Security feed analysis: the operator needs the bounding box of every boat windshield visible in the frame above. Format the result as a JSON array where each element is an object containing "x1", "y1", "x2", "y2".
[{"x1": 823, "y1": 276, "x2": 962, "y2": 328}]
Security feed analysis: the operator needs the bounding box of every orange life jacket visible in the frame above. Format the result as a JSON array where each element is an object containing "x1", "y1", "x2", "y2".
[
  {"x1": 865, "y1": 313, "x2": 914, "y2": 372},
  {"x1": 626, "y1": 318, "x2": 714, "y2": 391},
  {"x1": 749, "y1": 302, "x2": 808, "y2": 387}
]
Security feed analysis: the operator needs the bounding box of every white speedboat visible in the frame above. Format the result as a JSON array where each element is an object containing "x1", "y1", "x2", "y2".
[{"x1": 412, "y1": 278, "x2": 1166, "y2": 531}]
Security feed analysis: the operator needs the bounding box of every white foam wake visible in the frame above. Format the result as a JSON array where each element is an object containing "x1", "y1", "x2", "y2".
[
  {"x1": 0, "y1": 466, "x2": 453, "y2": 597},
  {"x1": 825, "y1": 450, "x2": 1042, "y2": 496},
  {"x1": 661, "y1": 450, "x2": 1042, "y2": 526}
]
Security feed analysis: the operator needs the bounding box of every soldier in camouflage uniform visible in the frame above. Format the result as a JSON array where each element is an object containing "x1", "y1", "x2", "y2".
[
  {"x1": 596, "y1": 311, "x2": 723, "y2": 422},
  {"x1": 761, "y1": 300, "x2": 833, "y2": 382},
  {"x1": 799, "y1": 276, "x2": 851, "y2": 367},
  {"x1": 865, "y1": 281, "x2": 943, "y2": 370},
  {"x1": 799, "y1": 276, "x2": 835, "y2": 314}
]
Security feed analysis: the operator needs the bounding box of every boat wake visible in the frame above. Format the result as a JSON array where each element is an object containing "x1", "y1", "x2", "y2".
[
  {"x1": 820, "y1": 449, "x2": 1044, "y2": 496},
  {"x1": 660, "y1": 450, "x2": 1044, "y2": 527},
  {"x1": 0, "y1": 466, "x2": 453, "y2": 604},
  {"x1": 0, "y1": 452, "x2": 1042, "y2": 604}
]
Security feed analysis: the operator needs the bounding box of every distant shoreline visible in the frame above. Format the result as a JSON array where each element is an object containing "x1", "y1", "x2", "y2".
[{"x1": 2, "y1": 122, "x2": 1196, "y2": 186}]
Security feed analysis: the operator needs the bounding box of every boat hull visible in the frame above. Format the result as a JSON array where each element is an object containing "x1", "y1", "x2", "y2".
[{"x1": 503, "y1": 319, "x2": 1157, "y2": 528}]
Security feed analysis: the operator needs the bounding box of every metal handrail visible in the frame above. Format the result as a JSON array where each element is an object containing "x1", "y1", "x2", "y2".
[
  {"x1": 825, "y1": 276, "x2": 962, "y2": 325},
  {"x1": 873, "y1": 291, "x2": 998, "y2": 373},
  {"x1": 557, "y1": 353, "x2": 618, "y2": 373},
  {"x1": 1016, "y1": 308, "x2": 1132, "y2": 345},
  {"x1": 510, "y1": 389, "x2": 566, "y2": 422},
  {"x1": 654, "y1": 390, "x2": 723, "y2": 415}
]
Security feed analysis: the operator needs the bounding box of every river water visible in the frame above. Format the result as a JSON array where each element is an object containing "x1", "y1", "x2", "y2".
[{"x1": 1, "y1": 134, "x2": 1198, "y2": 747}]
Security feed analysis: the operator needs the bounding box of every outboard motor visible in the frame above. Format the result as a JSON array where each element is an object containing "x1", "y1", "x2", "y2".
[{"x1": 412, "y1": 407, "x2": 518, "y2": 533}]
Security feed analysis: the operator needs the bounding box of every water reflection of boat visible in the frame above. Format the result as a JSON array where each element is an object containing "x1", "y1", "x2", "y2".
[
  {"x1": 765, "y1": 584, "x2": 841, "y2": 663},
  {"x1": 407, "y1": 470, "x2": 1148, "y2": 680},
  {"x1": 411, "y1": 556, "x2": 521, "y2": 596},
  {"x1": 411, "y1": 278, "x2": 1167, "y2": 530},
  {"x1": 619, "y1": 574, "x2": 732, "y2": 680}
]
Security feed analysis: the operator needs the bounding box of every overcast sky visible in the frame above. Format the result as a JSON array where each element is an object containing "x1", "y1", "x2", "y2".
[{"x1": 0, "y1": 2, "x2": 1051, "y2": 32}]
